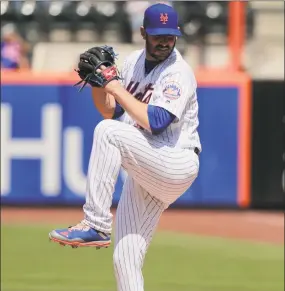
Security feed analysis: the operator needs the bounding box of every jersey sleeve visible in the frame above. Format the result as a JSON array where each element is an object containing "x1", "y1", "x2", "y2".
[
  {"x1": 112, "y1": 101, "x2": 125, "y2": 119},
  {"x1": 150, "y1": 72, "x2": 196, "y2": 120}
]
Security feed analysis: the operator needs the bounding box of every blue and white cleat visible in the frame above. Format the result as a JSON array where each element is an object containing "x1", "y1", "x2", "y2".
[{"x1": 49, "y1": 222, "x2": 111, "y2": 249}]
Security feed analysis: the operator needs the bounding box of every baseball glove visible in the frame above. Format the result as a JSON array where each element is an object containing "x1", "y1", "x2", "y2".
[{"x1": 74, "y1": 45, "x2": 120, "y2": 92}]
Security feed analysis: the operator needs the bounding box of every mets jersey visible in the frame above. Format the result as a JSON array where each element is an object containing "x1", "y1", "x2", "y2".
[{"x1": 120, "y1": 48, "x2": 201, "y2": 152}]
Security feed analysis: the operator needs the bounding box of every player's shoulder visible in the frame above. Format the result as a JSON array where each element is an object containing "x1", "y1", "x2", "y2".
[
  {"x1": 170, "y1": 49, "x2": 195, "y2": 75},
  {"x1": 161, "y1": 49, "x2": 197, "y2": 86},
  {"x1": 122, "y1": 49, "x2": 144, "y2": 67}
]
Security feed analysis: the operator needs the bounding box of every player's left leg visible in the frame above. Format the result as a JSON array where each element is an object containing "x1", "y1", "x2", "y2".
[
  {"x1": 113, "y1": 176, "x2": 168, "y2": 291},
  {"x1": 49, "y1": 119, "x2": 198, "y2": 248}
]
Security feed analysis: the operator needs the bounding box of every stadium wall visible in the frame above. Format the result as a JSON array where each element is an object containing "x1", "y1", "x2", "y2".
[{"x1": 1, "y1": 69, "x2": 252, "y2": 208}]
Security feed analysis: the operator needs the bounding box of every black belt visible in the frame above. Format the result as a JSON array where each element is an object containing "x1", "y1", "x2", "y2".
[{"x1": 194, "y1": 147, "x2": 200, "y2": 156}]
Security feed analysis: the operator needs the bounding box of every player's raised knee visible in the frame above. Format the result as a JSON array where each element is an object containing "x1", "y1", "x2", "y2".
[{"x1": 94, "y1": 119, "x2": 120, "y2": 137}]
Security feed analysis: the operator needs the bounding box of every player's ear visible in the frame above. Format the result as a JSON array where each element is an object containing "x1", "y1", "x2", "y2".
[{"x1": 140, "y1": 26, "x2": 146, "y2": 40}]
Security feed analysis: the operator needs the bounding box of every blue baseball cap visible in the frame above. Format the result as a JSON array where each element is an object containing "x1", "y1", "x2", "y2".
[{"x1": 143, "y1": 3, "x2": 182, "y2": 37}]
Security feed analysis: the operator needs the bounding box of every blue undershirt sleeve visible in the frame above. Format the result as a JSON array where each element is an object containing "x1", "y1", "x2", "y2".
[
  {"x1": 112, "y1": 101, "x2": 125, "y2": 119},
  {"x1": 147, "y1": 105, "x2": 176, "y2": 135}
]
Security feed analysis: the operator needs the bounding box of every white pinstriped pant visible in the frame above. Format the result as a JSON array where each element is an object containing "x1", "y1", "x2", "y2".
[{"x1": 83, "y1": 119, "x2": 199, "y2": 291}]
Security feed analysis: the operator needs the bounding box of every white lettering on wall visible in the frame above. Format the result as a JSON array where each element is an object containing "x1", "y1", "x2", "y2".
[
  {"x1": 63, "y1": 128, "x2": 87, "y2": 197},
  {"x1": 1, "y1": 103, "x2": 62, "y2": 196}
]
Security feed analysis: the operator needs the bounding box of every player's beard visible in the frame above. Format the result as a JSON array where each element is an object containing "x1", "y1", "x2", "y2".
[{"x1": 145, "y1": 35, "x2": 176, "y2": 62}]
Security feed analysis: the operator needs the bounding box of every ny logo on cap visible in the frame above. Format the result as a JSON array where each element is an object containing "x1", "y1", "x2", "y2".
[{"x1": 160, "y1": 13, "x2": 168, "y2": 24}]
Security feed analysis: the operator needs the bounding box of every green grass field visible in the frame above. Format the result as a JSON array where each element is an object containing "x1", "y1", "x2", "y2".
[{"x1": 1, "y1": 225, "x2": 284, "y2": 291}]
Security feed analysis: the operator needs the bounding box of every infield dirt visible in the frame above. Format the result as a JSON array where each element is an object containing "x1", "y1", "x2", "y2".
[{"x1": 2, "y1": 207, "x2": 283, "y2": 245}]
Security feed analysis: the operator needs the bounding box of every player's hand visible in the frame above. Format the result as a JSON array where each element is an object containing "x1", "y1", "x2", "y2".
[
  {"x1": 96, "y1": 65, "x2": 106, "y2": 73},
  {"x1": 96, "y1": 65, "x2": 121, "y2": 90}
]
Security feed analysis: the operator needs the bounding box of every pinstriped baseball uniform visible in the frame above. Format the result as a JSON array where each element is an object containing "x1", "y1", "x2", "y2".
[{"x1": 83, "y1": 47, "x2": 201, "y2": 291}]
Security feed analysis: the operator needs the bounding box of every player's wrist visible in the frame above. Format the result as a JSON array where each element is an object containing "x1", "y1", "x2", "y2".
[{"x1": 104, "y1": 80, "x2": 121, "y2": 93}]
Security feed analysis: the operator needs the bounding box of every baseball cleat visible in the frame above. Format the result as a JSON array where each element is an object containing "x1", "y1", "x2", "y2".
[{"x1": 48, "y1": 221, "x2": 111, "y2": 248}]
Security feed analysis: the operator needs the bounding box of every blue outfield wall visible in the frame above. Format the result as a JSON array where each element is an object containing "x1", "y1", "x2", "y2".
[{"x1": 1, "y1": 84, "x2": 239, "y2": 207}]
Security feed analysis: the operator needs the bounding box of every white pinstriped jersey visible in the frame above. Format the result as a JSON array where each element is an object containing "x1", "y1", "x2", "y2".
[{"x1": 120, "y1": 48, "x2": 201, "y2": 152}]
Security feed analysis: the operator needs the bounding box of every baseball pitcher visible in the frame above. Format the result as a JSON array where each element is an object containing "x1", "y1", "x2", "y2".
[{"x1": 49, "y1": 3, "x2": 201, "y2": 291}]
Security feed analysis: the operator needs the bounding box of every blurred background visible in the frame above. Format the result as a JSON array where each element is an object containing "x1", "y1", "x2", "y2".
[
  {"x1": 1, "y1": 0, "x2": 284, "y2": 76},
  {"x1": 1, "y1": 1, "x2": 284, "y2": 291}
]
